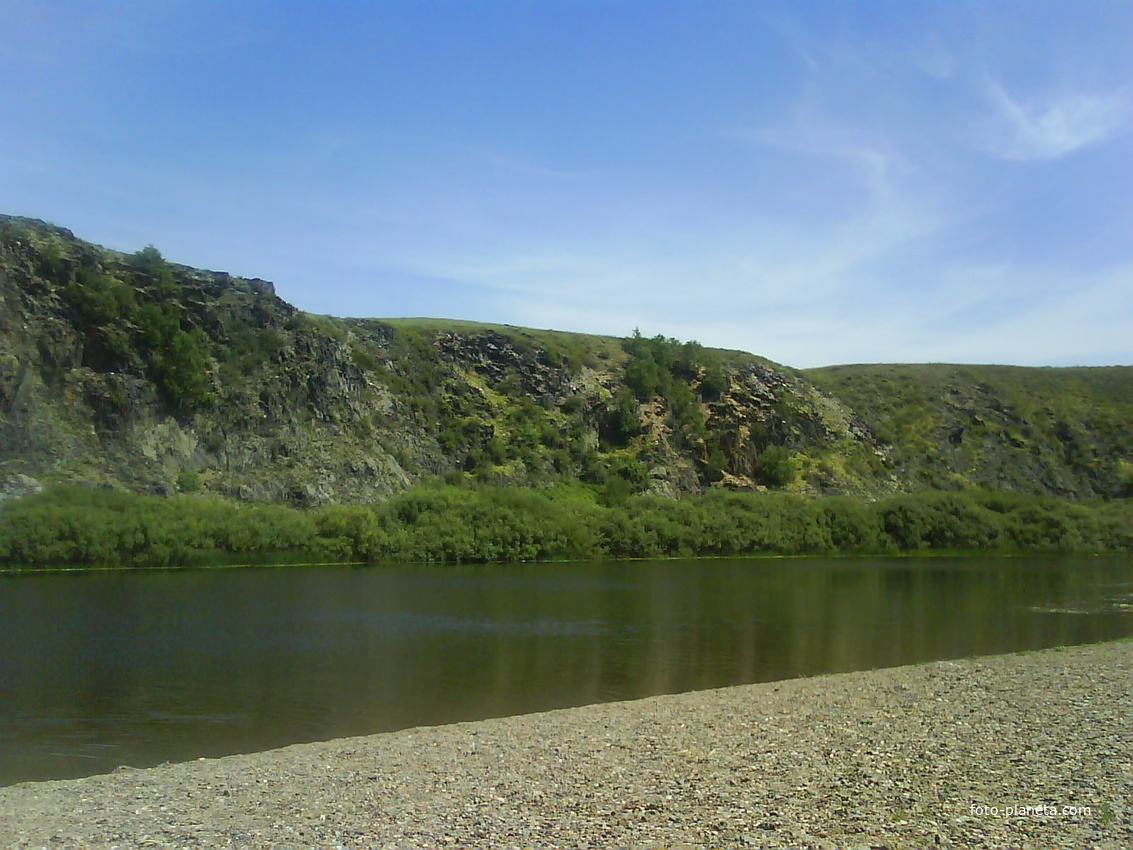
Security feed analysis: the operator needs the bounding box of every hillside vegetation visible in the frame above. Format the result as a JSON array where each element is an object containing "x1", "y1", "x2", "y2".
[
  {"x1": 807, "y1": 364, "x2": 1133, "y2": 498},
  {"x1": 2, "y1": 214, "x2": 1131, "y2": 516},
  {"x1": 3, "y1": 483, "x2": 1130, "y2": 569}
]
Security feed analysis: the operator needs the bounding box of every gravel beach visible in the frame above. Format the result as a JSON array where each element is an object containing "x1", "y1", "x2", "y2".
[{"x1": 2, "y1": 640, "x2": 1130, "y2": 849}]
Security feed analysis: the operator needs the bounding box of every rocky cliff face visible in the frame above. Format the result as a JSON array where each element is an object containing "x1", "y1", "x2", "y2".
[
  {"x1": 2, "y1": 215, "x2": 1129, "y2": 505},
  {"x1": 0, "y1": 216, "x2": 416, "y2": 504}
]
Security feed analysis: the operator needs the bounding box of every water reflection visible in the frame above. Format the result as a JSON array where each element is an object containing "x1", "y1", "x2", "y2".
[{"x1": 1, "y1": 555, "x2": 1130, "y2": 784}]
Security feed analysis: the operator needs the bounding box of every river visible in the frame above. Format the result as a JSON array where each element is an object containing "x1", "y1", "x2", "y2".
[{"x1": 1, "y1": 554, "x2": 1131, "y2": 785}]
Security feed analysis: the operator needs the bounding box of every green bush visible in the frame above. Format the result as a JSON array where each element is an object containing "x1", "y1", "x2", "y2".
[
  {"x1": 56, "y1": 246, "x2": 214, "y2": 411},
  {"x1": 754, "y1": 445, "x2": 797, "y2": 488},
  {"x1": 1, "y1": 483, "x2": 1129, "y2": 569}
]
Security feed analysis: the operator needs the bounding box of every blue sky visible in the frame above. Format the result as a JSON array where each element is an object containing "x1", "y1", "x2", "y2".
[{"x1": 3, "y1": 1, "x2": 1131, "y2": 367}]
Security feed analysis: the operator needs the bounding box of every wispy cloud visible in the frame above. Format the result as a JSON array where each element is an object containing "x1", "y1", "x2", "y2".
[
  {"x1": 903, "y1": 38, "x2": 955, "y2": 81},
  {"x1": 370, "y1": 90, "x2": 962, "y2": 366},
  {"x1": 746, "y1": 121, "x2": 909, "y2": 204},
  {"x1": 470, "y1": 148, "x2": 595, "y2": 181},
  {"x1": 979, "y1": 82, "x2": 1132, "y2": 161},
  {"x1": 888, "y1": 260, "x2": 1133, "y2": 366},
  {"x1": 388, "y1": 183, "x2": 951, "y2": 366}
]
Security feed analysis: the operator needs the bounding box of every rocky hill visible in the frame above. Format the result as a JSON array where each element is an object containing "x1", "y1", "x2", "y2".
[{"x1": 2, "y1": 214, "x2": 1130, "y2": 506}]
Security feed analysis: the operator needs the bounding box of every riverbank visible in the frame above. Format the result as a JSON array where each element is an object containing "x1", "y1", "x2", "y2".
[{"x1": 2, "y1": 642, "x2": 1130, "y2": 849}]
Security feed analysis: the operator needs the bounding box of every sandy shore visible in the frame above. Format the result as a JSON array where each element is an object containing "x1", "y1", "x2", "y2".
[{"x1": 2, "y1": 641, "x2": 1130, "y2": 849}]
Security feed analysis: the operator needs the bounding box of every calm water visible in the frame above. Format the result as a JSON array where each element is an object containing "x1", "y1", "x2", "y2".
[{"x1": 1, "y1": 555, "x2": 1131, "y2": 785}]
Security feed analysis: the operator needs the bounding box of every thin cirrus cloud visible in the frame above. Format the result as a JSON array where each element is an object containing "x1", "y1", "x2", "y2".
[
  {"x1": 401, "y1": 189, "x2": 952, "y2": 368},
  {"x1": 2, "y1": 1, "x2": 1131, "y2": 367},
  {"x1": 979, "y1": 82, "x2": 1132, "y2": 162},
  {"x1": 894, "y1": 261, "x2": 1133, "y2": 366}
]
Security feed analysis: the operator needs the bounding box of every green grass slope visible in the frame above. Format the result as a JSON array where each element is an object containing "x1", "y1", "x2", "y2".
[{"x1": 807, "y1": 363, "x2": 1133, "y2": 498}]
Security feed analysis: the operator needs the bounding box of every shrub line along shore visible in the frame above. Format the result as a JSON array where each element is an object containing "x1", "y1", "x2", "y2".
[
  {"x1": 3, "y1": 483, "x2": 1131, "y2": 570},
  {"x1": 1, "y1": 641, "x2": 1130, "y2": 849}
]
